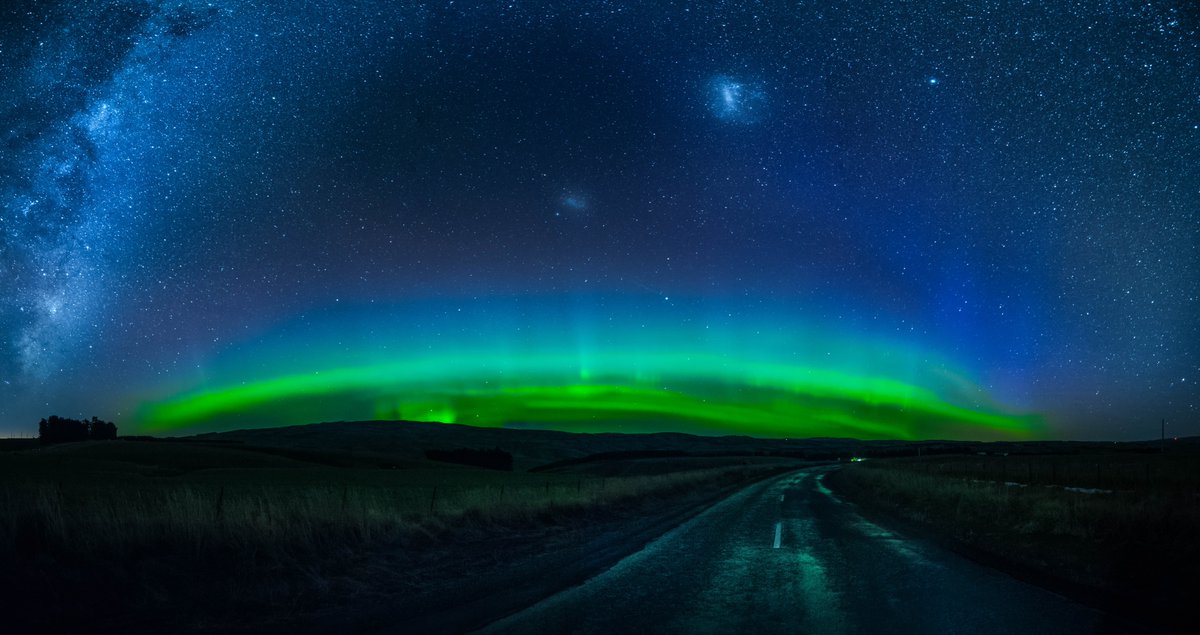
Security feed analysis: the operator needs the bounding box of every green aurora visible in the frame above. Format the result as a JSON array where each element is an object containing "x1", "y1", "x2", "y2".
[{"x1": 133, "y1": 349, "x2": 1041, "y2": 440}]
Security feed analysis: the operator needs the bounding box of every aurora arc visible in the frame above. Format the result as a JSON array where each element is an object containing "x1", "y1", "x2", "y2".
[{"x1": 133, "y1": 351, "x2": 1041, "y2": 440}]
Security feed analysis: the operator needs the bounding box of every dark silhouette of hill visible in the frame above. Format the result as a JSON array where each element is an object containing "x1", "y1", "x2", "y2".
[
  {"x1": 181, "y1": 420, "x2": 1200, "y2": 471},
  {"x1": 187, "y1": 420, "x2": 864, "y2": 470}
]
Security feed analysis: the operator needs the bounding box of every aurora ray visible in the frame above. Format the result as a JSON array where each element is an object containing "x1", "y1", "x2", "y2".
[{"x1": 130, "y1": 297, "x2": 1040, "y2": 440}]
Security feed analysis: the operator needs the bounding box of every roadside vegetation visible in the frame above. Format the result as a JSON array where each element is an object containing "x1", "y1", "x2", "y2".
[
  {"x1": 1, "y1": 454, "x2": 765, "y2": 562},
  {"x1": 828, "y1": 453, "x2": 1200, "y2": 630},
  {"x1": 0, "y1": 439, "x2": 796, "y2": 633}
]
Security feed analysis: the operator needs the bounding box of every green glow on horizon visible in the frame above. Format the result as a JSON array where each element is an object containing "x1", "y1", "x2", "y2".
[{"x1": 133, "y1": 350, "x2": 1041, "y2": 440}]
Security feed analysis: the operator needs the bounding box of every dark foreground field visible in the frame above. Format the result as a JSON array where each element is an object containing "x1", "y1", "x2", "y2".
[
  {"x1": 3, "y1": 422, "x2": 1198, "y2": 634},
  {"x1": 1, "y1": 422, "x2": 812, "y2": 634},
  {"x1": 828, "y1": 452, "x2": 1200, "y2": 633}
]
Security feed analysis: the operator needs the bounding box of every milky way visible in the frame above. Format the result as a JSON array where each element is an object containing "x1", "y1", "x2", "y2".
[{"x1": 1, "y1": 1, "x2": 1197, "y2": 440}]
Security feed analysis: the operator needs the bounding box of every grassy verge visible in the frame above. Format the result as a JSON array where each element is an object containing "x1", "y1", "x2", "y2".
[
  {"x1": 1, "y1": 441, "x2": 794, "y2": 633},
  {"x1": 1, "y1": 466, "x2": 763, "y2": 561},
  {"x1": 828, "y1": 455, "x2": 1200, "y2": 631}
]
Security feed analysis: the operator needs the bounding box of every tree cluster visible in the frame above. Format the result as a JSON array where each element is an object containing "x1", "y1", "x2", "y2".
[{"x1": 38, "y1": 415, "x2": 118, "y2": 445}]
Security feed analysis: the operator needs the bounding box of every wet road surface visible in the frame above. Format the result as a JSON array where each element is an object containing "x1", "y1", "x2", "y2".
[{"x1": 477, "y1": 467, "x2": 1106, "y2": 634}]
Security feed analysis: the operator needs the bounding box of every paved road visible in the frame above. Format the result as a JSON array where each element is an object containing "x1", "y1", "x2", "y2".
[{"x1": 477, "y1": 467, "x2": 1108, "y2": 634}]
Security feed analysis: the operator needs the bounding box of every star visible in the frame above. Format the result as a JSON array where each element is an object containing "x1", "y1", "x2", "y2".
[{"x1": 0, "y1": 0, "x2": 1194, "y2": 440}]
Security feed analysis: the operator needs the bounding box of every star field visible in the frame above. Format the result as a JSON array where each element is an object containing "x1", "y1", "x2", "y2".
[{"x1": 1, "y1": 1, "x2": 1197, "y2": 439}]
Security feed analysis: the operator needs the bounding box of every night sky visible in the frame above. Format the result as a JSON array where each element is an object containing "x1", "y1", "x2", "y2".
[{"x1": 1, "y1": 1, "x2": 1197, "y2": 440}]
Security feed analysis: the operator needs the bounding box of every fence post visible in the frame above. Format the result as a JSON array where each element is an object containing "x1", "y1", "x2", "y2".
[{"x1": 429, "y1": 486, "x2": 438, "y2": 513}]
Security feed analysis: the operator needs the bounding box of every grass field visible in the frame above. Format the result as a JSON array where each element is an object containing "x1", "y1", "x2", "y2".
[
  {"x1": 0, "y1": 437, "x2": 798, "y2": 633},
  {"x1": 0, "y1": 440, "x2": 789, "y2": 561},
  {"x1": 828, "y1": 453, "x2": 1200, "y2": 629},
  {"x1": 9, "y1": 423, "x2": 1194, "y2": 632}
]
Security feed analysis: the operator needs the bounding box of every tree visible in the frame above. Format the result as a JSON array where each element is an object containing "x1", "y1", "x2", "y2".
[
  {"x1": 37, "y1": 415, "x2": 118, "y2": 445},
  {"x1": 88, "y1": 416, "x2": 117, "y2": 440}
]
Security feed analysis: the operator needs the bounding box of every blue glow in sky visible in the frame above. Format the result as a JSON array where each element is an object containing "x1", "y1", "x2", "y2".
[{"x1": 1, "y1": 1, "x2": 1197, "y2": 440}]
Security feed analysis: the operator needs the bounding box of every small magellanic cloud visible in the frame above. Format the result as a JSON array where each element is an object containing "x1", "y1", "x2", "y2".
[{"x1": 561, "y1": 193, "x2": 587, "y2": 211}]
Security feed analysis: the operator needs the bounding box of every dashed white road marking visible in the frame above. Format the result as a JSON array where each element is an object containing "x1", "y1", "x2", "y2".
[
  {"x1": 773, "y1": 521, "x2": 782, "y2": 548},
  {"x1": 780, "y1": 494, "x2": 785, "y2": 502}
]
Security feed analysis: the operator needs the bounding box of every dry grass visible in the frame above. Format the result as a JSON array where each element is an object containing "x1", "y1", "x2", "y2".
[
  {"x1": 0, "y1": 466, "x2": 761, "y2": 565},
  {"x1": 836, "y1": 461, "x2": 1199, "y2": 543},
  {"x1": 0, "y1": 432, "x2": 816, "y2": 635},
  {"x1": 830, "y1": 455, "x2": 1200, "y2": 629},
  {"x1": 877, "y1": 453, "x2": 1200, "y2": 491},
  {"x1": 0, "y1": 444, "x2": 785, "y2": 633}
]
